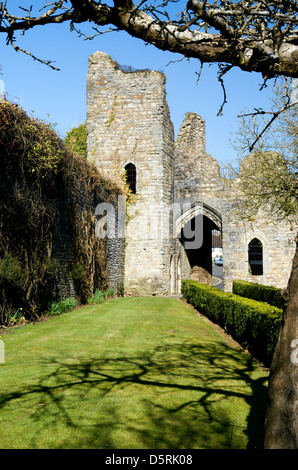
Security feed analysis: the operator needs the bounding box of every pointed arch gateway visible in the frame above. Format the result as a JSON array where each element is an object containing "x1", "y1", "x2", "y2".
[
  {"x1": 175, "y1": 202, "x2": 222, "y2": 286},
  {"x1": 175, "y1": 202, "x2": 222, "y2": 236}
]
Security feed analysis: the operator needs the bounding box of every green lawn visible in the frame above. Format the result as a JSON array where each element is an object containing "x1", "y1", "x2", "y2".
[{"x1": 0, "y1": 297, "x2": 268, "y2": 449}]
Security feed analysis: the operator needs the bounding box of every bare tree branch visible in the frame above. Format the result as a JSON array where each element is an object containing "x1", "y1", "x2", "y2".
[
  {"x1": 0, "y1": 1, "x2": 297, "y2": 79},
  {"x1": 239, "y1": 97, "x2": 298, "y2": 151},
  {"x1": 217, "y1": 63, "x2": 233, "y2": 116},
  {"x1": 10, "y1": 42, "x2": 60, "y2": 70}
]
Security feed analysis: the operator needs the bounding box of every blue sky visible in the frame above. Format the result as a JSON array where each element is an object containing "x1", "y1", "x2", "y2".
[{"x1": 0, "y1": 18, "x2": 274, "y2": 165}]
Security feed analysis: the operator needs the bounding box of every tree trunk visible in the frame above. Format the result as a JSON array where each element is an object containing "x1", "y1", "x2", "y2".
[{"x1": 264, "y1": 234, "x2": 298, "y2": 449}]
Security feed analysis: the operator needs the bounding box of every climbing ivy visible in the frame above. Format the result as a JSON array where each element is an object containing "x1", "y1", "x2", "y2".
[
  {"x1": 64, "y1": 122, "x2": 87, "y2": 159},
  {"x1": 0, "y1": 101, "x2": 122, "y2": 326}
]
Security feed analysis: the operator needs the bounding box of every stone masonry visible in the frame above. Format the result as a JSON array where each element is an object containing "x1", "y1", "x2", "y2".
[
  {"x1": 87, "y1": 51, "x2": 296, "y2": 295},
  {"x1": 87, "y1": 51, "x2": 175, "y2": 295}
]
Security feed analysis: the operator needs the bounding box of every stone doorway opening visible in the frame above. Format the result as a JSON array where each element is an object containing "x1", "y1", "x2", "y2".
[
  {"x1": 175, "y1": 202, "x2": 222, "y2": 289},
  {"x1": 180, "y1": 215, "x2": 220, "y2": 286}
]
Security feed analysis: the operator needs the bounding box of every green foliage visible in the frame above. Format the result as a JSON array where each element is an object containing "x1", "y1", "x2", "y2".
[
  {"x1": 25, "y1": 123, "x2": 64, "y2": 176},
  {"x1": 232, "y1": 280, "x2": 283, "y2": 309},
  {"x1": 70, "y1": 263, "x2": 85, "y2": 280},
  {"x1": 87, "y1": 289, "x2": 105, "y2": 304},
  {"x1": 182, "y1": 280, "x2": 282, "y2": 366},
  {"x1": 87, "y1": 288, "x2": 115, "y2": 304},
  {"x1": 47, "y1": 297, "x2": 78, "y2": 316},
  {"x1": 0, "y1": 101, "x2": 64, "y2": 177},
  {"x1": 64, "y1": 122, "x2": 87, "y2": 159},
  {"x1": 105, "y1": 288, "x2": 115, "y2": 299},
  {"x1": 116, "y1": 281, "x2": 125, "y2": 297},
  {"x1": 7, "y1": 308, "x2": 25, "y2": 327},
  {"x1": 0, "y1": 253, "x2": 24, "y2": 286}
]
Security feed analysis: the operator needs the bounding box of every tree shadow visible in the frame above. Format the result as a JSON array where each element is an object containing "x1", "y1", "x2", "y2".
[{"x1": 0, "y1": 340, "x2": 268, "y2": 448}]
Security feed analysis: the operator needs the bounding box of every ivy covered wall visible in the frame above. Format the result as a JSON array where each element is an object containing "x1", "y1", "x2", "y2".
[{"x1": 0, "y1": 101, "x2": 124, "y2": 325}]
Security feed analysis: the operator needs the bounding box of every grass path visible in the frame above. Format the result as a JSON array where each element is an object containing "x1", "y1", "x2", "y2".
[{"x1": 0, "y1": 297, "x2": 268, "y2": 449}]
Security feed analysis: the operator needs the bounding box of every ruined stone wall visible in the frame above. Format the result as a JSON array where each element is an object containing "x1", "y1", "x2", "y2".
[
  {"x1": 175, "y1": 113, "x2": 224, "y2": 209},
  {"x1": 87, "y1": 51, "x2": 175, "y2": 295},
  {"x1": 87, "y1": 52, "x2": 295, "y2": 296},
  {"x1": 174, "y1": 112, "x2": 295, "y2": 291}
]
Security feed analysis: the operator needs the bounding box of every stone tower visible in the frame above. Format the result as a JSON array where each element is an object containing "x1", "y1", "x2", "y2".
[{"x1": 87, "y1": 51, "x2": 175, "y2": 295}]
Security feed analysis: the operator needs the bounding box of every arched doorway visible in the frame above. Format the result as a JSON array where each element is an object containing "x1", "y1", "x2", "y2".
[{"x1": 175, "y1": 202, "x2": 222, "y2": 286}]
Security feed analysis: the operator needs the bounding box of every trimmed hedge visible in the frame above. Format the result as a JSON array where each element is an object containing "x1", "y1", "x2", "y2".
[
  {"x1": 232, "y1": 280, "x2": 283, "y2": 309},
  {"x1": 182, "y1": 280, "x2": 283, "y2": 366}
]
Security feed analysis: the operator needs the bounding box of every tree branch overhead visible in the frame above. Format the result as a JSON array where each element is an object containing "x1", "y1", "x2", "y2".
[{"x1": 0, "y1": 1, "x2": 297, "y2": 78}]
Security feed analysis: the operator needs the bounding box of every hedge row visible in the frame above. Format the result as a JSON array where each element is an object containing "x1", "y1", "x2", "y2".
[
  {"x1": 181, "y1": 280, "x2": 283, "y2": 366},
  {"x1": 232, "y1": 280, "x2": 283, "y2": 309}
]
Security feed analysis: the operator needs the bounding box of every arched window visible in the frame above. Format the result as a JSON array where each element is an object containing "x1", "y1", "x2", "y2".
[
  {"x1": 248, "y1": 238, "x2": 263, "y2": 275},
  {"x1": 125, "y1": 163, "x2": 136, "y2": 194}
]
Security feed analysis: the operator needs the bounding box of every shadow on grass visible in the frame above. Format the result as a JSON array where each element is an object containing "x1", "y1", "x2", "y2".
[{"x1": 0, "y1": 340, "x2": 268, "y2": 449}]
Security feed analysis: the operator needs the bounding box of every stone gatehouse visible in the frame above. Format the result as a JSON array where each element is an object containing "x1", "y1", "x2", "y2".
[{"x1": 87, "y1": 51, "x2": 296, "y2": 295}]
